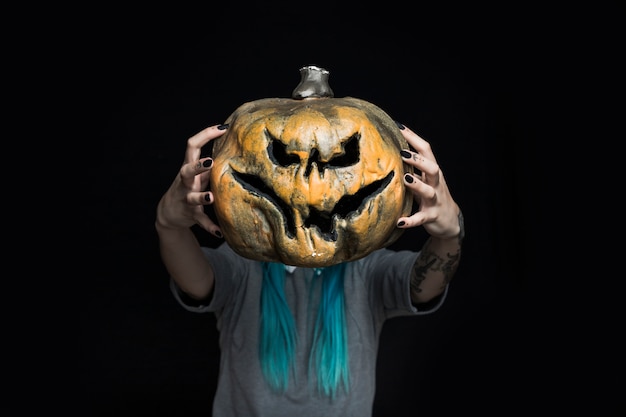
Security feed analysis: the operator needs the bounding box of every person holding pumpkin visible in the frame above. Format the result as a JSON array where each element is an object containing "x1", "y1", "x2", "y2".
[{"x1": 155, "y1": 66, "x2": 464, "y2": 416}]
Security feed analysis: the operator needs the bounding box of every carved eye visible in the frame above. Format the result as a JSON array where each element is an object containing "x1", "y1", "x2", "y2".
[
  {"x1": 325, "y1": 133, "x2": 359, "y2": 168},
  {"x1": 268, "y1": 132, "x2": 360, "y2": 177},
  {"x1": 268, "y1": 133, "x2": 300, "y2": 167}
]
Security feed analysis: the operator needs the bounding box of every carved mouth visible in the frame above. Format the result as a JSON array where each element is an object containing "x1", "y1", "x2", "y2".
[{"x1": 232, "y1": 171, "x2": 394, "y2": 241}]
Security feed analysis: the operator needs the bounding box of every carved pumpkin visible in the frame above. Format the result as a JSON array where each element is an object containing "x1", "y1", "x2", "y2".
[{"x1": 210, "y1": 66, "x2": 413, "y2": 267}]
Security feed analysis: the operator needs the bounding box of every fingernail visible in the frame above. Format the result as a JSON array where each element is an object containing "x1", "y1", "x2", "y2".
[
  {"x1": 397, "y1": 220, "x2": 406, "y2": 227},
  {"x1": 215, "y1": 230, "x2": 223, "y2": 238},
  {"x1": 404, "y1": 174, "x2": 414, "y2": 183},
  {"x1": 400, "y1": 150, "x2": 411, "y2": 159},
  {"x1": 204, "y1": 193, "x2": 212, "y2": 201},
  {"x1": 203, "y1": 159, "x2": 213, "y2": 168},
  {"x1": 217, "y1": 124, "x2": 229, "y2": 130},
  {"x1": 395, "y1": 121, "x2": 405, "y2": 130}
]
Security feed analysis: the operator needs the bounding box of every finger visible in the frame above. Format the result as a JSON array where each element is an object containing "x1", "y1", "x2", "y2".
[
  {"x1": 184, "y1": 124, "x2": 229, "y2": 164},
  {"x1": 403, "y1": 173, "x2": 436, "y2": 201},
  {"x1": 399, "y1": 125, "x2": 437, "y2": 163},
  {"x1": 179, "y1": 157, "x2": 213, "y2": 188},
  {"x1": 400, "y1": 151, "x2": 440, "y2": 187},
  {"x1": 396, "y1": 175, "x2": 437, "y2": 229},
  {"x1": 397, "y1": 210, "x2": 430, "y2": 229},
  {"x1": 187, "y1": 191, "x2": 223, "y2": 239},
  {"x1": 193, "y1": 211, "x2": 223, "y2": 238},
  {"x1": 186, "y1": 190, "x2": 215, "y2": 206}
]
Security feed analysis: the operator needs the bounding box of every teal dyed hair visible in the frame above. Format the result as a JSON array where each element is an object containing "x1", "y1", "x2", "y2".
[
  {"x1": 259, "y1": 262, "x2": 350, "y2": 397},
  {"x1": 309, "y1": 262, "x2": 350, "y2": 398},
  {"x1": 260, "y1": 262, "x2": 297, "y2": 392}
]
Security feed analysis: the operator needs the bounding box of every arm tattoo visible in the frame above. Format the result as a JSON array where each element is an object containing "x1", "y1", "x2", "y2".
[
  {"x1": 410, "y1": 211, "x2": 464, "y2": 299},
  {"x1": 410, "y1": 253, "x2": 435, "y2": 296}
]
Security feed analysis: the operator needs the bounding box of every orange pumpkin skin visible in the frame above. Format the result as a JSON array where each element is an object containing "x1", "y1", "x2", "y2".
[{"x1": 210, "y1": 96, "x2": 413, "y2": 267}]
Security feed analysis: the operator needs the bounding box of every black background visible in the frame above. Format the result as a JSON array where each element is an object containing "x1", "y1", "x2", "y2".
[{"x1": 76, "y1": 5, "x2": 623, "y2": 417}]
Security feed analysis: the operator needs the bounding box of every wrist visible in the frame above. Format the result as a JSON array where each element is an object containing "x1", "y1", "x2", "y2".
[
  {"x1": 456, "y1": 210, "x2": 465, "y2": 241},
  {"x1": 430, "y1": 211, "x2": 465, "y2": 243},
  {"x1": 154, "y1": 219, "x2": 192, "y2": 234}
]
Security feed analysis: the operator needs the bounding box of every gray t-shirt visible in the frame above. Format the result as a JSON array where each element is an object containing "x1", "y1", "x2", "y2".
[{"x1": 171, "y1": 242, "x2": 447, "y2": 417}]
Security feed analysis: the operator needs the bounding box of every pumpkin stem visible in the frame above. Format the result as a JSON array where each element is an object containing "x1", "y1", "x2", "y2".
[{"x1": 292, "y1": 66, "x2": 334, "y2": 99}]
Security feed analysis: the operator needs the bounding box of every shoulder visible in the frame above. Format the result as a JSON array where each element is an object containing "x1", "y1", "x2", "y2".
[
  {"x1": 201, "y1": 242, "x2": 260, "y2": 278},
  {"x1": 353, "y1": 248, "x2": 419, "y2": 270}
]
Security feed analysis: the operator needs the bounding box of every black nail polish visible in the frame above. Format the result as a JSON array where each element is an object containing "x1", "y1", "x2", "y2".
[
  {"x1": 215, "y1": 230, "x2": 223, "y2": 238},
  {"x1": 203, "y1": 159, "x2": 213, "y2": 168},
  {"x1": 395, "y1": 121, "x2": 405, "y2": 130},
  {"x1": 204, "y1": 193, "x2": 212, "y2": 201},
  {"x1": 400, "y1": 150, "x2": 411, "y2": 158},
  {"x1": 217, "y1": 124, "x2": 229, "y2": 130},
  {"x1": 397, "y1": 220, "x2": 406, "y2": 227},
  {"x1": 404, "y1": 174, "x2": 414, "y2": 183}
]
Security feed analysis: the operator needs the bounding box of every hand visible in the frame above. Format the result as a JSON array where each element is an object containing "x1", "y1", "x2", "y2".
[
  {"x1": 397, "y1": 125, "x2": 462, "y2": 240},
  {"x1": 155, "y1": 124, "x2": 228, "y2": 238}
]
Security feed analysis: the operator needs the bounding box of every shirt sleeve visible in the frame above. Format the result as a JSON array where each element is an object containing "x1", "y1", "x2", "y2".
[
  {"x1": 169, "y1": 242, "x2": 251, "y2": 313},
  {"x1": 356, "y1": 247, "x2": 449, "y2": 317}
]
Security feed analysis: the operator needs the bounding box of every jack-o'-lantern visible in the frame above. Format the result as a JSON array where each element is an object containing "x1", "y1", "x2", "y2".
[{"x1": 210, "y1": 66, "x2": 413, "y2": 267}]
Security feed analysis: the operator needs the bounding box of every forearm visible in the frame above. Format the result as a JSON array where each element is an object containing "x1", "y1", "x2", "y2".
[
  {"x1": 410, "y1": 213, "x2": 464, "y2": 304},
  {"x1": 155, "y1": 222, "x2": 215, "y2": 300}
]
